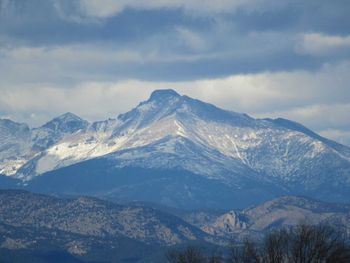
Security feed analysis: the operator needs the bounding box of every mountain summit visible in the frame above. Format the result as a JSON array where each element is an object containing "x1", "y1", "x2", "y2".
[
  {"x1": 1, "y1": 90, "x2": 350, "y2": 208},
  {"x1": 149, "y1": 89, "x2": 181, "y2": 100},
  {"x1": 41, "y1": 112, "x2": 89, "y2": 133}
]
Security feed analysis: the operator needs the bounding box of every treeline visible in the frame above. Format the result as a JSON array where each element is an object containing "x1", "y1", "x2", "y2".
[{"x1": 166, "y1": 224, "x2": 350, "y2": 263}]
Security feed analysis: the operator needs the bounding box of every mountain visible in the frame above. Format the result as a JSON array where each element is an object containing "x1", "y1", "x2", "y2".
[
  {"x1": 0, "y1": 119, "x2": 31, "y2": 176},
  {"x1": 1, "y1": 190, "x2": 349, "y2": 262},
  {"x1": 0, "y1": 221, "x2": 163, "y2": 263},
  {"x1": 0, "y1": 113, "x2": 89, "y2": 179},
  {"x1": 179, "y1": 195, "x2": 350, "y2": 241},
  {"x1": 31, "y1": 112, "x2": 89, "y2": 151},
  {"x1": 1, "y1": 89, "x2": 350, "y2": 208},
  {"x1": 0, "y1": 190, "x2": 210, "y2": 247},
  {"x1": 0, "y1": 190, "x2": 216, "y2": 262}
]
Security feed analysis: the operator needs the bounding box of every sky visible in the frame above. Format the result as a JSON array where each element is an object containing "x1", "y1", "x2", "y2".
[{"x1": 0, "y1": 0, "x2": 350, "y2": 146}]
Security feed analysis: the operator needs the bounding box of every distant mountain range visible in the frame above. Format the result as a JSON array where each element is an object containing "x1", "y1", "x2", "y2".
[
  {"x1": 1, "y1": 190, "x2": 350, "y2": 262},
  {"x1": 1, "y1": 89, "x2": 350, "y2": 209}
]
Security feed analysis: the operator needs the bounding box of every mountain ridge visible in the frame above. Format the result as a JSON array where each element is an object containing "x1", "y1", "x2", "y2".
[
  {"x1": 1, "y1": 89, "x2": 350, "y2": 208},
  {"x1": 1, "y1": 190, "x2": 350, "y2": 254}
]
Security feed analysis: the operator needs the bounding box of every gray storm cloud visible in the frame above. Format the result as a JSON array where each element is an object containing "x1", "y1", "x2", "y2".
[{"x1": 0, "y1": 0, "x2": 349, "y2": 145}]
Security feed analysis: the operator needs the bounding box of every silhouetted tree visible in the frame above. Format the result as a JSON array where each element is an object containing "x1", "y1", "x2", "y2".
[
  {"x1": 208, "y1": 250, "x2": 224, "y2": 263},
  {"x1": 263, "y1": 229, "x2": 290, "y2": 263},
  {"x1": 227, "y1": 239, "x2": 262, "y2": 263},
  {"x1": 166, "y1": 246, "x2": 207, "y2": 263},
  {"x1": 229, "y1": 224, "x2": 350, "y2": 263},
  {"x1": 166, "y1": 224, "x2": 350, "y2": 263},
  {"x1": 290, "y1": 224, "x2": 350, "y2": 263}
]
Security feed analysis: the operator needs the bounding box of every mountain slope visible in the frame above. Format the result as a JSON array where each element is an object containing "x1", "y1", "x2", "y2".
[
  {"x1": 1, "y1": 190, "x2": 349, "y2": 262},
  {"x1": 0, "y1": 190, "x2": 210, "y2": 262},
  {"x1": 0, "y1": 190, "x2": 209, "y2": 246},
  {"x1": 26, "y1": 162, "x2": 283, "y2": 209},
  {"x1": 0, "y1": 119, "x2": 32, "y2": 175},
  {"x1": 180, "y1": 195, "x2": 350, "y2": 240},
  {"x1": 0, "y1": 113, "x2": 89, "y2": 179},
  {"x1": 31, "y1": 112, "x2": 89, "y2": 151},
  {"x1": 1, "y1": 89, "x2": 350, "y2": 208}
]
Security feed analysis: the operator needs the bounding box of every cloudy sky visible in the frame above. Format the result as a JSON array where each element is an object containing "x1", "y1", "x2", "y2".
[{"x1": 0, "y1": 0, "x2": 350, "y2": 146}]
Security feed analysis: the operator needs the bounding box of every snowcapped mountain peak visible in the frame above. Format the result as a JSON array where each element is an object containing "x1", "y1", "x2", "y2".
[
  {"x1": 2, "y1": 90, "x2": 350, "y2": 207},
  {"x1": 149, "y1": 89, "x2": 180, "y2": 101},
  {"x1": 55, "y1": 112, "x2": 82, "y2": 121},
  {"x1": 0, "y1": 119, "x2": 30, "y2": 134},
  {"x1": 145, "y1": 89, "x2": 183, "y2": 111},
  {"x1": 115, "y1": 90, "x2": 184, "y2": 133},
  {"x1": 41, "y1": 112, "x2": 89, "y2": 133},
  {"x1": 45, "y1": 112, "x2": 86, "y2": 124},
  {"x1": 117, "y1": 89, "x2": 253, "y2": 131},
  {"x1": 29, "y1": 113, "x2": 90, "y2": 153}
]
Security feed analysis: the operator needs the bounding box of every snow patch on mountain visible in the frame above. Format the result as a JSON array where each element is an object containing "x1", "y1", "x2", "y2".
[
  {"x1": 1, "y1": 89, "x2": 350, "y2": 200},
  {"x1": 0, "y1": 159, "x2": 27, "y2": 176}
]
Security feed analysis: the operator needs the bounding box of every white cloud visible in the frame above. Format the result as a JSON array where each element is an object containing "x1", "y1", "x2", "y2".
[
  {"x1": 0, "y1": 29, "x2": 296, "y2": 84},
  {"x1": 254, "y1": 103, "x2": 350, "y2": 130},
  {"x1": 175, "y1": 27, "x2": 209, "y2": 52},
  {"x1": 1, "y1": 33, "x2": 349, "y2": 145},
  {"x1": 78, "y1": 0, "x2": 125, "y2": 18},
  {"x1": 319, "y1": 129, "x2": 350, "y2": 147},
  {"x1": 5, "y1": 45, "x2": 144, "y2": 64},
  {"x1": 180, "y1": 61, "x2": 350, "y2": 114},
  {"x1": 76, "y1": 0, "x2": 292, "y2": 18},
  {"x1": 1, "y1": 61, "x2": 349, "y2": 147},
  {"x1": 1, "y1": 1, "x2": 349, "y2": 147},
  {"x1": 296, "y1": 33, "x2": 350, "y2": 56},
  {"x1": 0, "y1": 45, "x2": 149, "y2": 85}
]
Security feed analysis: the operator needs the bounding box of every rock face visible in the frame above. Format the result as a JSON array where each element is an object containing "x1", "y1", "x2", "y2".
[
  {"x1": 181, "y1": 196, "x2": 350, "y2": 240},
  {"x1": 202, "y1": 211, "x2": 248, "y2": 237},
  {"x1": 1, "y1": 89, "x2": 350, "y2": 208}
]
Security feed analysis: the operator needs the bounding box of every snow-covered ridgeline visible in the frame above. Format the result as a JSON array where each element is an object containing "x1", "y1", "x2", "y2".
[{"x1": 0, "y1": 89, "x2": 349, "y2": 188}]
